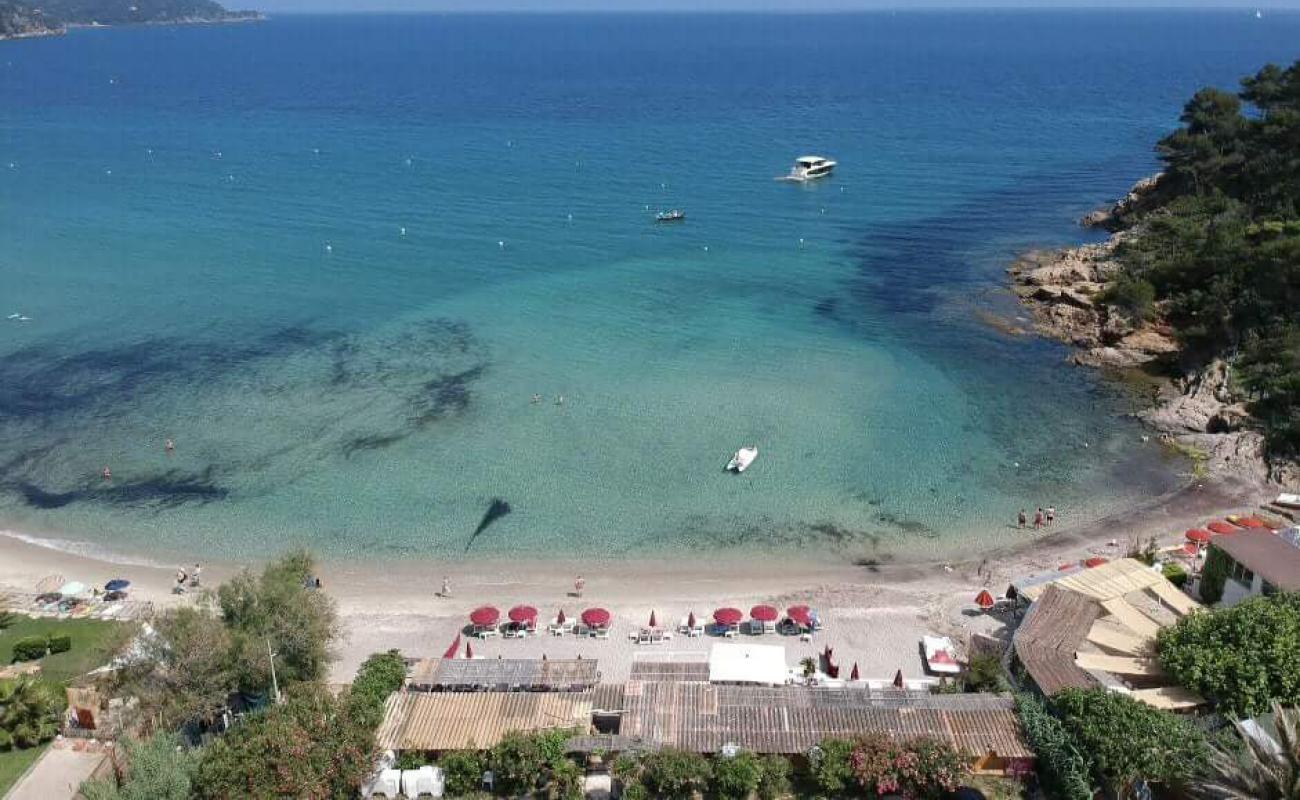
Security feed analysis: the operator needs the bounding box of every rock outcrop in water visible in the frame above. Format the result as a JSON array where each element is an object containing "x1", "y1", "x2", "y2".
[{"x1": 1008, "y1": 178, "x2": 1278, "y2": 485}]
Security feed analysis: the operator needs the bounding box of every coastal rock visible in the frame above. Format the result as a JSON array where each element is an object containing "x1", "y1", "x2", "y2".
[
  {"x1": 1074, "y1": 346, "x2": 1156, "y2": 369},
  {"x1": 1079, "y1": 174, "x2": 1165, "y2": 231},
  {"x1": 1179, "y1": 431, "x2": 1270, "y2": 484}
]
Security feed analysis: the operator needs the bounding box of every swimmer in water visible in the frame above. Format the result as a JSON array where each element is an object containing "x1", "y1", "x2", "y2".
[
  {"x1": 165, "y1": 438, "x2": 175, "y2": 453},
  {"x1": 101, "y1": 466, "x2": 112, "y2": 480},
  {"x1": 531, "y1": 394, "x2": 542, "y2": 404},
  {"x1": 556, "y1": 394, "x2": 565, "y2": 406}
]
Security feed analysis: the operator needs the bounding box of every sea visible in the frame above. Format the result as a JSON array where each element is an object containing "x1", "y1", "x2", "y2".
[{"x1": 1, "y1": 10, "x2": 1297, "y2": 564}]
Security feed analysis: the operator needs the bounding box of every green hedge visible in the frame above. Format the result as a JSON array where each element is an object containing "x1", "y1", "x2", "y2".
[
  {"x1": 9, "y1": 636, "x2": 48, "y2": 662},
  {"x1": 1161, "y1": 562, "x2": 1188, "y2": 589},
  {"x1": 46, "y1": 635, "x2": 72, "y2": 655},
  {"x1": 1200, "y1": 546, "x2": 1230, "y2": 604}
]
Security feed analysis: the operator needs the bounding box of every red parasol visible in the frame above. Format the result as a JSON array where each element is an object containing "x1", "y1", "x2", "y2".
[
  {"x1": 557, "y1": 609, "x2": 566, "y2": 625},
  {"x1": 649, "y1": 610, "x2": 658, "y2": 628},
  {"x1": 1058, "y1": 562, "x2": 1077, "y2": 571},
  {"x1": 893, "y1": 669, "x2": 905, "y2": 689},
  {"x1": 508, "y1": 605, "x2": 538, "y2": 624},
  {"x1": 974, "y1": 590, "x2": 995, "y2": 610},
  {"x1": 687, "y1": 611, "x2": 697, "y2": 628},
  {"x1": 1186, "y1": 528, "x2": 1213, "y2": 543},
  {"x1": 469, "y1": 606, "x2": 500, "y2": 627},
  {"x1": 850, "y1": 662, "x2": 860, "y2": 681},
  {"x1": 1237, "y1": 516, "x2": 1269, "y2": 529},
  {"x1": 750, "y1": 605, "x2": 779, "y2": 622},
  {"x1": 787, "y1": 605, "x2": 813, "y2": 627},
  {"x1": 1181, "y1": 542, "x2": 1199, "y2": 556},
  {"x1": 465, "y1": 640, "x2": 474, "y2": 659},
  {"x1": 713, "y1": 607, "x2": 743, "y2": 626},
  {"x1": 443, "y1": 633, "x2": 461, "y2": 660},
  {"x1": 581, "y1": 607, "x2": 611, "y2": 628},
  {"x1": 1207, "y1": 521, "x2": 1236, "y2": 536},
  {"x1": 1084, "y1": 557, "x2": 1109, "y2": 568}
]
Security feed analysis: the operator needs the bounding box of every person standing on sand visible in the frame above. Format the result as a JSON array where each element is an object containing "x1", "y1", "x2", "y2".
[
  {"x1": 441, "y1": 576, "x2": 451, "y2": 598},
  {"x1": 574, "y1": 575, "x2": 585, "y2": 598},
  {"x1": 1017, "y1": 509, "x2": 1027, "y2": 529},
  {"x1": 1033, "y1": 508, "x2": 1044, "y2": 529},
  {"x1": 1046, "y1": 506, "x2": 1056, "y2": 526}
]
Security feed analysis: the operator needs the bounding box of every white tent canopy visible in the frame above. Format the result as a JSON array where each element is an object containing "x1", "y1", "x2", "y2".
[{"x1": 708, "y1": 643, "x2": 788, "y2": 686}]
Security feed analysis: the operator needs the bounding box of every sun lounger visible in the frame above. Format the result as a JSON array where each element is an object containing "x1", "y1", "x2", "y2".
[
  {"x1": 477, "y1": 628, "x2": 499, "y2": 639},
  {"x1": 365, "y1": 768, "x2": 402, "y2": 798},
  {"x1": 400, "y1": 766, "x2": 443, "y2": 798},
  {"x1": 594, "y1": 628, "x2": 609, "y2": 640}
]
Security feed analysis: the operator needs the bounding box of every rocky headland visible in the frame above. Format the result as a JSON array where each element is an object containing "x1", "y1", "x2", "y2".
[
  {"x1": 1008, "y1": 178, "x2": 1295, "y2": 489},
  {"x1": 0, "y1": 0, "x2": 260, "y2": 41}
]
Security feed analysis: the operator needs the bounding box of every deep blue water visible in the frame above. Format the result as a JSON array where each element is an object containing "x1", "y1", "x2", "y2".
[{"x1": 0, "y1": 11, "x2": 1296, "y2": 562}]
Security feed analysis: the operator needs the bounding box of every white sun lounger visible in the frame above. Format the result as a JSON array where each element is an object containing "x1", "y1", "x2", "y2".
[
  {"x1": 364, "y1": 768, "x2": 401, "y2": 798},
  {"x1": 401, "y1": 766, "x2": 443, "y2": 798}
]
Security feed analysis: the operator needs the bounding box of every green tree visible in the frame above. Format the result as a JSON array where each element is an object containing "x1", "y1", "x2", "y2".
[
  {"x1": 639, "y1": 748, "x2": 712, "y2": 799},
  {"x1": 1014, "y1": 693, "x2": 1093, "y2": 800},
  {"x1": 346, "y1": 649, "x2": 406, "y2": 729},
  {"x1": 486, "y1": 729, "x2": 577, "y2": 798},
  {"x1": 1053, "y1": 687, "x2": 1208, "y2": 795},
  {"x1": 756, "y1": 754, "x2": 793, "y2": 800},
  {"x1": 711, "y1": 750, "x2": 763, "y2": 799},
  {"x1": 80, "y1": 732, "x2": 200, "y2": 800},
  {"x1": 1158, "y1": 593, "x2": 1300, "y2": 717},
  {"x1": 217, "y1": 548, "x2": 340, "y2": 694},
  {"x1": 806, "y1": 737, "x2": 856, "y2": 798},
  {"x1": 0, "y1": 677, "x2": 64, "y2": 750},
  {"x1": 193, "y1": 685, "x2": 375, "y2": 799},
  {"x1": 438, "y1": 750, "x2": 486, "y2": 797},
  {"x1": 961, "y1": 652, "x2": 1008, "y2": 693},
  {"x1": 1193, "y1": 701, "x2": 1300, "y2": 800},
  {"x1": 1199, "y1": 545, "x2": 1232, "y2": 604}
]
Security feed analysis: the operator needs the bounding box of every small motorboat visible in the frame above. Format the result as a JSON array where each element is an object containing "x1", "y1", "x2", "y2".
[
  {"x1": 655, "y1": 209, "x2": 686, "y2": 222},
  {"x1": 726, "y1": 446, "x2": 758, "y2": 473},
  {"x1": 777, "y1": 155, "x2": 836, "y2": 182},
  {"x1": 922, "y1": 635, "x2": 961, "y2": 675}
]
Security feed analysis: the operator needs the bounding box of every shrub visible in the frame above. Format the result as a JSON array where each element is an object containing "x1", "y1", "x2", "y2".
[
  {"x1": 1014, "y1": 693, "x2": 1093, "y2": 800},
  {"x1": 1198, "y1": 546, "x2": 1230, "y2": 603},
  {"x1": 346, "y1": 649, "x2": 406, "y2": 728},
  {"x1": 620, "y1": 784, "x2": 650, "y2": 800},
  {"x1": 47, "y1": 634, "x2": 72, "y2": 655},
  {"x1": 806, "y1": 737, "x2": 855, "y2": 798},
  {"x1": 10, "y1": 635, "x2": 49, "y2": 662},
  {"x1": 0, "y1": 678, "x2": 64, "y2": 748},
  {"x1": 961, "y1": 652, "x2": 1007, "y2": 693},
  {"x1": 639, "y1": 748, "x2": 711, "y2": 799},
  {"x1": 1097, "y1": 273, "x2": 1156, "y2": 322},
  {"x1": 439, "y1": 750, "x2": 486, "y2": 797},
  {"x1": 849, "y1": 733, "x2": 968, "y2": 799},
  {"x1": 1161, "y1": 562, "x2": 1189, "y2": 588},
  {"x1": 756, "y1": 754, "x2": 792, "y2": 800},
  {"x1": 0, "y1": 608, "x2": 16, "y2": 630},
  {"x1": 711, "y1": 751, "x2": 763, "y2": 800},
  {"x1": 0, "y1": 729, "x2": 12, "y2": 750},
  {"x1": 1158, "y1": 593, "x2": 1300, "y2": 716},
  {"x1": 79, "y1": 732, "x2": 200, "y2": 800}
]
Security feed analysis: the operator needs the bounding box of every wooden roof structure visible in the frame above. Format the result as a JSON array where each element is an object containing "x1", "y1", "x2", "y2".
[
  {"x1": 407, "y1": 658, "x2": 599, "y2": 692},
  {"x1": 376, "y1": 692, "x2": 593, "y2": 750},
  {"x1": 612, "y1": 682, "x2": 1031, "y2": 757},
  {"x1": 1013, "y1": 585, "x2": 1102, "y2": 695},
  {"x1": 1015, "y1": 558, "x2": 1176, "y2": 603}
]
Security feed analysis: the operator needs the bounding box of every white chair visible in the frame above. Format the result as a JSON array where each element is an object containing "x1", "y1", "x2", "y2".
[
  {"x1": 401, "y1": 766, "x2": 443, "y2": 798},
  {"x1": 365, "y1": 768, "x2": 402, "y2": 799}
]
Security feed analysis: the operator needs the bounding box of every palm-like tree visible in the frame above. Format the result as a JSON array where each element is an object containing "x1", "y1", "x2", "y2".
[
  {"x1": 0, "y1": 677, "x2": 63, "y2": 748},
  {"x1": 1194, "y1": 702, "x2": 1300, "y2": 799}
]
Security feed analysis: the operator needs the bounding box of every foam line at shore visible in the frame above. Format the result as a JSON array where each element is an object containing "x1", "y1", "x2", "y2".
[{"x1": 0, "y1": 528, "x2": 172, "y2": 569}]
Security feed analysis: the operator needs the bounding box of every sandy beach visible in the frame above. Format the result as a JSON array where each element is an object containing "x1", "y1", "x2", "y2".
[{"x1": 0, "y1": 472, "x2": 1274, "y2": 684}]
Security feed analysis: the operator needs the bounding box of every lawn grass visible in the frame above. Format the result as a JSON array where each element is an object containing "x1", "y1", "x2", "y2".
[
  {"x1": 0, "y1": 742, "x2": 49, "y2": 796},
  {"x1": 0, "y1": 616, "x2": 134, "y2": 686}
]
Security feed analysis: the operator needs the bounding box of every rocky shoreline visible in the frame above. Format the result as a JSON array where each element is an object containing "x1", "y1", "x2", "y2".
[{"x1": 1007, "y1": 179, "x2": 1294, "y2": 489}]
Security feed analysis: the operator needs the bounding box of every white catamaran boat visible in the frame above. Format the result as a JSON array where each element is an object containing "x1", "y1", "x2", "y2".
[
  {"x1": 726, "y1": 446, "x2": 759, "y2": 473},
  {"x1": 779, "y1": 155, "x2": 836, "y2": 182}
]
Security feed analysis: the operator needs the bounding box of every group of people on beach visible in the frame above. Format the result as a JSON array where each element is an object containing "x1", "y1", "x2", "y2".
[
  {"x1": 174, "y1": 563, "x2": 201, "y2": 593},
  {"x1": 1018, "y1": 506, "x2": 1056, "y2": 530}
]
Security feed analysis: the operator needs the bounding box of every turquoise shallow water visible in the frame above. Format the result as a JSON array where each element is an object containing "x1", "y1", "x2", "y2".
[{"x1": 1, "y1": 11, "x2": 1297, "y2": 562}]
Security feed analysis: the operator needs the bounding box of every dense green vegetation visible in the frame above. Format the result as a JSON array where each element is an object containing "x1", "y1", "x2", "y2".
[
  {"x1": 1158, "y1": 593, "x2": 1300, "y2": 717},
  {"x1": 1013, "y1": 693, "x2": 1093, "y2": 800},
  {"x1": 0, "y1": 0, "x2": 257, "y2": 39},
  {"x1": 1192, "y1": 701, "x2": 1300, "y2": 800},
  {"x1": 81, "y1": 732, "x2": 201, "y2": 800},
  {"x1": 1105, "y1": 59, "x2": 1300, "y2": 454}
]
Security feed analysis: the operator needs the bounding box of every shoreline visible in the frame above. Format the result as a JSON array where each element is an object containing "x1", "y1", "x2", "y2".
[{"x1": 0, "y1": 472, "x2": 1273, "y2": 682}]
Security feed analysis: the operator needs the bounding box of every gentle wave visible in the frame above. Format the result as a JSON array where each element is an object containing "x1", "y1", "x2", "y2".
[{"x1": 0, "y1": 528, "x2": 172, "y2": 569}]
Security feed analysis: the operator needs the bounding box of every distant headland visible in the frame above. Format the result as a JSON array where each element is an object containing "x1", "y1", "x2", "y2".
[{"x1": 0, "y1": 0, "x2": 261, "y2": 41}]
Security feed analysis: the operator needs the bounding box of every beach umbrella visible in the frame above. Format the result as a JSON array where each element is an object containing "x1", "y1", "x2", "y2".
[
  {"x1": 687, "y1": 611, "x2": 697, "y2": 629},
  {"x1": 750, "y1": 605, "x2": 779, "y2": 623},
  {"x1": 648, "y1": 610, "x2": 657, "y2": 628},
  {"x1": 713, "y1": 607, "x2": 743, "y2": 626},
  {"x1": 1084, "y1": 557, "x2": 1109, "y2": 568},
  {"x1": 1186, "y1": 528, "x2": 1213, "y2": 543},
  {"x1": 1180, "y1": 542, "x2": 1199, "y2": 556},
  {"x1": 465, "y1": 640, "x2": 474, "y2": 659},
  {"x1": 469, "y1": 606, "x2": 500, "y2": 627},
  {"x1": 787, "y1": 605, "x2": 813, "y2": 627},
  {"x1": 1058, "y1": 563, "x2": 1077, "y2": 571},
  {"x1": 35, "y1": 574, "x2": 65, "y2": 594},
  {"x1": 1207, "y1": 521, "x2": 1236, "y2": 536},
  {"x1": 58, "y1": 581, "x2": 87, "y2": 597},
  {"x1": 508, "y1": 605, "x2": 538, "y2": 624},
  {"x1": 974, "y1": 590, "x2": 995, "y2": 610},
  {"x1": 443, "y1": 633, "x2": 461, "y2": 660},
  {"x1": 104, "y1": 579, "x2": 130, "y2": 592},
  {"x1": 557, "y1": 609, "x2": 566, "y2": 625},
  {"x1": 893, "y1": 669, "x2": 905, "y2": 689},
  {"x1": 1237, "y1": 516, "x2": 1269, "y2": 529},
  {"x1": 850, "y1": 663, "x2": 860, "y2": 681},
  {"x1": 581, "y1": 607, "x2": 611, "y2": 628}
]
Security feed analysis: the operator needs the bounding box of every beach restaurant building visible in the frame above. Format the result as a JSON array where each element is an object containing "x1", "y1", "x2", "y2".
[{"x1": 1204, "y1": 528, "x2": 1300, "y2": 607}]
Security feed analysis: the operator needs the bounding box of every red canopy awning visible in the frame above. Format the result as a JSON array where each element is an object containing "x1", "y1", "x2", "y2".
[
  {"x1": 750, "y1": 605, "x2": 779, "y2": 622},
  {"x1": 974, "y1": 590, "x2": 995, "y2": 610},
  {"x1": 1084, "y1": 557, "x2": 1109, "y2": 568},
  {"x1": 581, "y1": 607, "x2": 611, "y2": 628},
  {"x1": 787, "y1": 605, "x2": 812, "y2": 626},
  {"x1": 469, "y1": 606, "x2": 500, "y2": 627},
  {"x1": 508, "y1": 605, "x2": 538, "y2": 624},
  {"x1": 1207, "y1": 521, "x2": 1236, "y2": 536},
  {"x1": 443, "y1": 633, "x2": 461, "y2": 660},
  {"x1": 713, "y1": 607, "x2": 743, "y2": 626},
  {"x1": 1187, "y1": 528, "x2": 1213, "y2": 543}
]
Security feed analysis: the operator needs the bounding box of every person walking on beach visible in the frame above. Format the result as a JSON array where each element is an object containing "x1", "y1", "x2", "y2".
[
  {"x1": 1017, "y1": 509, "x2": 1027, "y2": 529},
  {"x1": 1033, "y1": 508, "x2": 1044, "y2": 530},
  {"x1": 190, "y1": 563, "x2": 202, "y2": 588},
  {"x1": 574, "y1": 575, "x2": 585, "y2": 599},
  {"x1": 441, "y1": 576, "x2": 451, "y2": 598},
  {"x1": 1046, "y1": 506, "x2": 1056, "y2": 526}
]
